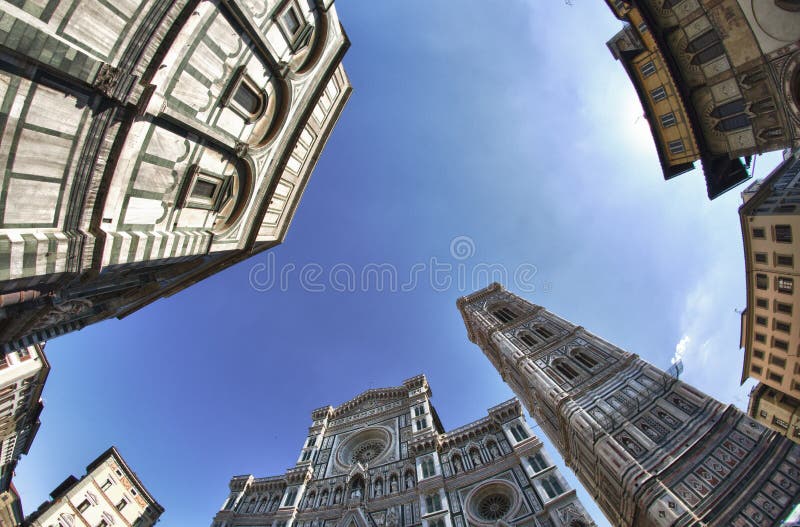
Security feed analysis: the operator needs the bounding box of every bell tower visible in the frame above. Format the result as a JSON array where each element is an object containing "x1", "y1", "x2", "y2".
[{"x1": 458, "y1": 283, "x2": 800, "y2": 526}]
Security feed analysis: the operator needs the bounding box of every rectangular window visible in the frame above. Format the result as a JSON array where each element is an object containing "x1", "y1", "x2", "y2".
[
  {"x1": 101, "y1": 479, "x2": 112, "y2": 491},
  {"x1": 753, "y1": 349, "x2": 765, "y2": 359},
  {"x1": 638, "y1": 22, "x2": 648, "y2": 34},
  {"x1": 668, "y1": 139, "x2": 685, "y2": 154},
  {"x1": 650, "y1": 86, "x2": 667, "y2": 102},
  {"x1": 760, "y1": 409, "x2": 768, "y2": 418},
  {"x1": 773, "y1": 416, "x2": 789, "y2": 429},
  {"x1": 774, "y1": 320, "x2": 791, "y2": 333},
  {"x1": 117, "y1": 499, "x2": 127, "y2": 511},
  {"x1": 756, "y1": 298, "x2": 769, "y2": 309},
  {"x1": 776, "y1": 205, "x2": 797, "y2": 213},
  {"x1": 756, "y1": 274, "x2": 768, "y2": 290},
  {"x1": 776, "y1": 302, "x2": 793, "y2": 315},
  {"x1": 755, "y1": 333, "x2": 766, "y2": 343},
  {"x1": 770, "y1": 355, "x2": 787, "y2": 368},
  {"x1": 181, "y1": 166, "x2": 230, "y2": 212},
  {"x1": 775, "y1": 225, "x2": 792, "y2": 243},
  {"x1": 756, "y1": 315, "x2": 768, "y2": 326},
  {"x1": 769, "y1": 371, "x2": 783, "y2": 383},
  {"x1": 425, "y1": 493, "x2": 442, "y2": 513},
  {"x1": 752, "y1": 365, "x2": 763, "y2": 374},
  {"x1": 777, "y1": 277, "x2": 794, "y2": 294},
  {"x1": 777, "y1": 255, "x2": 794, "y2": 267},
  {"x1": 773, "y1": 338, "x2": 789, "y2": 351},
  {"x1": 660, "y1": 113, "x2": 677, "y2": 127},
  {"x1": 752, "y1": 227, "x2": 765, "y2": 239},
  {"x1": 282, "y1": 8, "x2": 301, "y2": 35},
  {"x1": 640, "y1": 61, "x2": 656, "y2": 77},
  {"x1": 77, "y1": 500, "x2": 90, "y2": 513},
  {"x1": 755, "y1": 253, "x2": 768, "y2": 263}
]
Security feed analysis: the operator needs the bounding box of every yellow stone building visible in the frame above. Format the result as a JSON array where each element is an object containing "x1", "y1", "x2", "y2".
[
  {"x1": 740, "y1": 148, "x2": 800, "y2": 442},
  {"x1": 605, "y1": 0, "x2": 800, "y2": 199}
]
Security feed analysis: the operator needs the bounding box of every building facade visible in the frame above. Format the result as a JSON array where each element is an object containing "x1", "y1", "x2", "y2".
[
  {"x1": 24, "y1": 446, "x2": 163, "y2": 527},
  {"x1": 0, "y1": 0, "x2": 351, "y2": 351},
  {"x1": 0, "y1": 343, "x2": 48, "y2": 492},
  {"x1": 739, "y1": 147, "x2": 800, "y2": 442},
  {"x1": 605, "y1": 0, "x2": 800, "y2": 199},
  {"x1": 0, "y1": 484, "x2": 23, "y2": 527},
  {"x1": 458, "y1": 284, "x2": 800, "y2": 526},
  {"x1": 211, "y1": 375, "x2": 595, "y2": 527}
]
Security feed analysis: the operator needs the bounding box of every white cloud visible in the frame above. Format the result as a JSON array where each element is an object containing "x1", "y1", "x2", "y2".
[{"x1": 672, "y1": 335, "x2": 690, "y2": 364}]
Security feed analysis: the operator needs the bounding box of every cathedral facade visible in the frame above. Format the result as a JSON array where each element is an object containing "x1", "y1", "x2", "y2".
[
  {"x1": 0, "y1": 0, "x2": 351, "y2": 351},
  {"x1": 458, "y1": 284, "x2": 800, "y2": 526},
  {"x1": 211, "y1": 375, "x2": 595, "y2": 527}
]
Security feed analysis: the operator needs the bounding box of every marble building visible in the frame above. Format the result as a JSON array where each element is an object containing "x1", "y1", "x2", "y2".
[
  {"x1": 458, "y1": 283, "x2": 800, "y2": 526},
  {"x1": 604, "y1": 0, "x2": 800, "y2": 199},
  {"x1": 0, "y1": 0, "x2": 351, "y2": 351},
  {"x1": 210, "y1": 375, "x2": 595, "y2": 527}
]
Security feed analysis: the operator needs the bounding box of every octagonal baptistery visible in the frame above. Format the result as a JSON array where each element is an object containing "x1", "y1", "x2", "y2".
[
  {"x1": 0, "y1": 0, "x2": 351, "y2": 350},
  {"x1": 211, "y1": 375, "x2": 596, "y2": 527}
]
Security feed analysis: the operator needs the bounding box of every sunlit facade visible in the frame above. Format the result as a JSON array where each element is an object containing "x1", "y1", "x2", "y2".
[
  {"x1": 211, "y1": 375, "x2": 595, "y2": 527},
  {"x1": 0, "y1": 0, "x2": 351, "y2": 351},
  {"x1": 459, "y1": 283, "x2": 800, "y2": 525},
  {"x1": 605, "y1": 0, "x2": 800, "y2": 199}
]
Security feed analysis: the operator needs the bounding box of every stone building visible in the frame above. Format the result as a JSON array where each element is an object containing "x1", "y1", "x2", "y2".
[
  {"x1": 0, "y1": 484, "x2": 23, "y2": 527},
  {"x1": 23, "y1": 446, "x2": 163, "y2": 527},
  {"x1": 211, "y1": 375, "x2": 595, "y2": 527},
  {"x1": 0, "y1": 343, "x2": 48, "y2": 492},
  {"x1": 604, "y1": 0, "x2": 800, "y2": 199},
  {"x1": 739, "y1": 147, "x2": 800, "y2": 442},
  {"x1": 458, "y1": 283, "x2": 800, "y2": 526},
  {"x1": 0, "y1": 0, "x2": 351, "y2": 351}
]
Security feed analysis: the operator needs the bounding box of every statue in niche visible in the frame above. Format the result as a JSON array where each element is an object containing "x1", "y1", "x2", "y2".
[
  {"x1": 405, "y1": 472, "x2": 415, "y2": 489},
  {"x1": 489, "y1": 443, "x2": 500, "y2": 458},
  {"x1": 390, "y1": 475, "x2": 398, "y2": 492},
  {"x1": 453, "y1": 455, "x2": 463, "y2": 473},
  {"x1": 374, "y1": 480, "x2": 383, "y2": 497},
  {"x1": 333, "y1": 488, "x2": 342, "y2": 504},
  {"x1": 471, "y1": 450, "x2": 482, "y2": 466}
]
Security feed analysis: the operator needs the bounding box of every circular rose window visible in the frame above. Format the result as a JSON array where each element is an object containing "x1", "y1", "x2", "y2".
[
  {"x1": 336, "y1": 428, "x2": 391, "y2": 467},
  {"x1": 466, "y1": 481, "x2": 518, "y2": 525},
  {"x1": 477, "y1": 493, "x2": 511, "y2": 520},
  {"x1": 351, "y1": 440, "x2": 385, "y2": 464}
]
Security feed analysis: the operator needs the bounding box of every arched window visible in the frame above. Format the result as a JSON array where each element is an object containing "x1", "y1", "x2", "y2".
[
  {"x1": 555, "y1": 361, "x2": 579, "y2": 380},
  {"x1": 492, "y1": 307, "x2": 517, "y2": 323},
  {"x1": 574, "y1": 350, "x2": 598, "y2": 369},
  {"x1": 246, "y1": 496, "x2": 257, "y2": 512},
  {"x1": 528, "y1": 453, "x2": 547, "y2": 473},
  {"x1": 541, "y1": 476, "x2": 564, "y2": 499},
  {"x1": 510, "y1": 423, "x2": 529, "y2": 441},
  {"x1": 534, "y1": 326, "x2": 553, "y2": 339},
  {"x1": 225, "y1": 69, "x2": 267, "y2": 123},
  {"x1": 420, "y1": 457, "x2": 435, "y2": 478},
  {"x1": 519, "y1": 332, "x2": 537, "y2": 347}
]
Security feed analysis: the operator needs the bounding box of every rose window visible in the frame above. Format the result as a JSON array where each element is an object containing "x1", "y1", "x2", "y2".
[
  {"x1": 477, "y1": 493, "x2": 511, "y2": 520},
  {"x1": 351, "y1": 440, "x2": 386, "y2": 464}
]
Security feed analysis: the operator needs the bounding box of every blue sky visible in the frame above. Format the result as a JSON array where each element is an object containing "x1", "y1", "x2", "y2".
[{"x1": 12, "y1": 2, "x2": 784, "y2": 526}]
